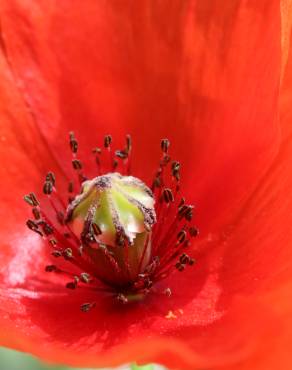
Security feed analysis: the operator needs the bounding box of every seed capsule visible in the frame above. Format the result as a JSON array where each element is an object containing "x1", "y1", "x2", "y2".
[{"x1": 66, "y1": 173, "x2": 156, "y2": 285}]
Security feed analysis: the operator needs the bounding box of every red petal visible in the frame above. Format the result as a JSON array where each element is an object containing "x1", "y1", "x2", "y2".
[{"x1": 0, "y1": 0, "x2": 281, "y2": 233}]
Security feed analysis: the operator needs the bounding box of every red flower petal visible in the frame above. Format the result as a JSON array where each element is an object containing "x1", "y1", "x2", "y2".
[
  {"x1": 0, "y1": 0, "x2": 281, "y2": 233},
  {"x1": 0, "y1": 1, "x2": 290, "y2": 370}
]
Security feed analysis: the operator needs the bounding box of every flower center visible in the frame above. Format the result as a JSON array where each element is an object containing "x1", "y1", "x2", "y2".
[
  {"x1": 66, "y1": 172, "x2": 156, "y2": 286},
  {"x1": 24, "y1": 134, "x2": 198, "y2": 311}
]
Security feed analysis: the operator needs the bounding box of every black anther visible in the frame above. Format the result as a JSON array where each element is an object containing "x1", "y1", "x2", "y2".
[{"x1": 161, "y1": 138, "x2": 170, "y2": 153}]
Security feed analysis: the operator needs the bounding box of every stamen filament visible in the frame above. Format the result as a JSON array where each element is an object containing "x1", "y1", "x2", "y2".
[{"x1": 24, "y1": 134, "x2": 198, "y2": 308}]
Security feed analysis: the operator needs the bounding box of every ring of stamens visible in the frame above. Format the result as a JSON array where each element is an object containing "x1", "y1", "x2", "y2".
[{"x1": 24, "y1": 134, "x2": 198, "y2": 311}]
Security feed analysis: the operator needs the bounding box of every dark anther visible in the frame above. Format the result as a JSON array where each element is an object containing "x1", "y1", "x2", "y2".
[
  {"x1": 69, "y1": 132, "x2": 78, "y2": 153},
  {"x1": 26, "y1": 219, "x2": 38, "y2": 231},
  {"x1": 30, "y1": 192, "x2": 39, "y2": 206},
  {"x1": 64, "y1": 248, "x2": 73, "y2": 259},
  {"x1": 72, "y1": 159, "x2": 82, "y2": 170},
  {"x1": 46, "y1": 172, "x2": 56, "y2": 186},
  {"x1": 116, "y1": 293, "x2": 128, "y2": 304},
  {"x1": 52, "y1": 250, "x2": 62, "y2": 258},
  {"x1": 178, "y1": 205, "x2": 188, "y2": 217},
  {"x1": 68, "y1": 181, "x2": 74, "y2": 193},
  {"x1": 126, "y1": 135, "x2": 132, "y2": 152},
  {"x1": 45, "y1": 265, "x2": 57, "y2": 272},
  {"x1": 178, "y1": 205, "x2": 193, "y2": 220},
  {"x1": 43, "y1": 181, "x2": 53, "y2": 195},
  {"x1": 27, "y1": 219, "x2": 44, "y2": 236},
  {"x1": 185, "y1": 208, "x2": 193, "y2": 222},
  {"x1": 70, "y1": 139, "x2": 78, "y2": 153},
  {"x1": 80, "y1": 302, "x2": 96, "y2": 312},
  {"x1": 189, "y1": 226, "x2": 199, "y2": 237},
  {"x1": 49, "y1": 238, "x2": 57, "y2": 246},
  {"x1": 162, "y1": 188, "x2": 174, "y2": 203},
  {"x1": 80, "y1": 272, "x2": 90, "y2": 283},
  {"x1": 32, "y1": 207, "x2": 41, "y2": 220},
  {"x1": 179, "y1": 253, "x2": 190, "y2": 264},
  {"x1": 42, "y1": 223, "x2": 54, "y2": 235},
  {"x1": 175, "y1": 262, "x2": 185, "y2": 272},
  {"x1": 177, "y1": 230, "x2": 187, "y2": 244},
  {"x1": 152, "y1": 177, "x2": 161, "y2": 189},
  {"x1": 115, "y1": 150, "x2": 128, "y2": 159},
  {"x1": 171, "y1": 161, "x2": 180, "y2": 181},
  {"x1": 171, "y1": 161, "x2": 180, "y2": 172},
  {"x1": 104, "y1": 135, "x2": 112, "y2": 148},
  {"x1": 66, "y1": 281, "x2": 77, "y2": 290},
  {"x1": 92, "y1": 222, "x2": 102, "y2": 236},
  {"x1": 173, "y1": 172, "x2": 180, "y2": 181},
  {"x1": 188, "y1": 258, "x2": 195, "y2": 266},
  {"x1": 161, "y1": 138, "x2": 170, "y2": 153},
  {"x1": 23, "y1": 193, "x2": 39, "y2": 207}
]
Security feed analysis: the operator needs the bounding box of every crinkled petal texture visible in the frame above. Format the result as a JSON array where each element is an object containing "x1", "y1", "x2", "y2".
[{"x1": 0, "y1": 0, "x2": 291, "y2": 369}]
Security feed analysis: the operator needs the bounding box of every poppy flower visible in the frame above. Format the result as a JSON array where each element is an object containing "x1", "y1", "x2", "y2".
[{"x1": 0, "y1": 0, "x2": 292, "y2": 369}]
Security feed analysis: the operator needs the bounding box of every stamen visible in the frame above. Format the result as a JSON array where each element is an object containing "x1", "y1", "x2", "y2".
[
  {"x1": 46, "y1": 172, "x2": 56, "y2": 186},
  {"x1": 23, "y1": 192, "x2": 39, "y2": 207},
  {"x1": 32, "y1": 207, "x2": 41, "y2": 220},
  {"x1": 45, "y1": 265, "x2": 58, "y2": 272},
  {"x1": 49, "y1": 238, "x2": 57, "y2": 246},
  {"x1": 161, "y1": 138, "x2": 170, "y2": 153},
  {"x1": 80, "y1": 302, "x2": 96, "y2": 312},
  {"x1": 177, "y1": 230, "x2": 187, "y2": 244},
  {"x1": 52, "y1": 250, "x2": 62, "y2": 258},
  {"x1": 24, "y1": 134, "x2": 198, "y2": 307},
  {"x1": 43, "y1": 181, "x2": 53, "y2": 195},
  {"x1": 162, "y1": 188, "x2": 174, "y2": 203},
  {"x1": 26, "y1": 219, "x2": 43, "y2": 236},
  {"x1": 104, "y1": 135, "x2": 112, "y2": 148},
  {"x1": 63, "y1": 247, "x2": 73, "y2": 259},
  {"x1": 72, "y1": 159, "x2": 83, "y2": 170},
  {"x1": 189, "y1": 226, "x2": 199, "y2": 237},
  {"x1": 69, "y1": 131, "x2": 78, "y2": 153},
  {"x1": 171, "y1": 161, "x2": 180, "y2": 181},
  {"x1": 115, "y1": 150, "x2": 128, "y2": 160},
  {"x1": 80, "y1": 272, "x2": 91, "y2": 283}
]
